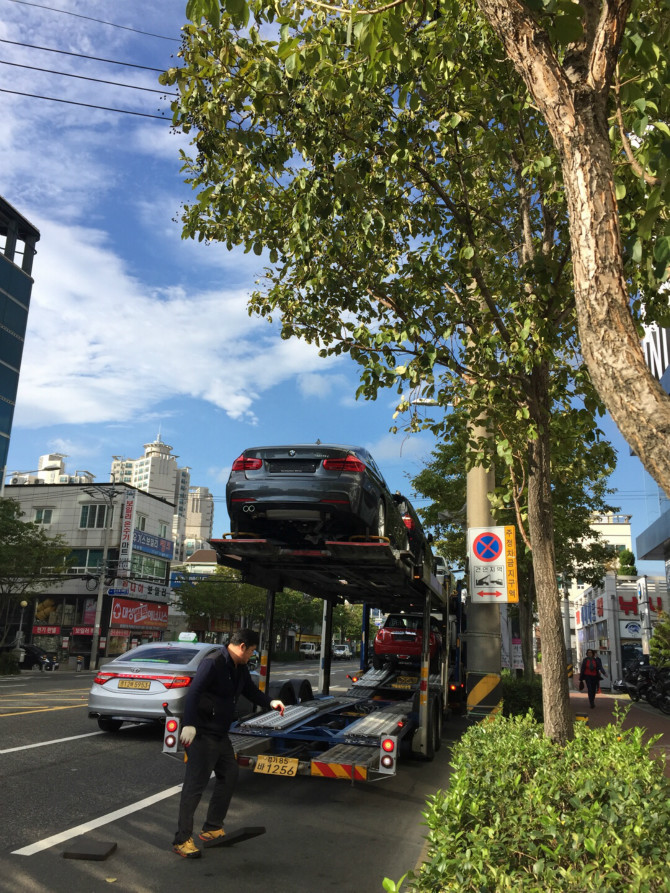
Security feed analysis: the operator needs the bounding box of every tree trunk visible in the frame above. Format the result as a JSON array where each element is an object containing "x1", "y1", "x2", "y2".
[
  {"x1": 526, "y1": 365, "x2": 573, "y2": 744},
  {"x1": 518, "y1": 565, "x2": 535, "y2": 681},
  {"x1": 477, "y1": 0, "x2": 670, "y2": 497}
]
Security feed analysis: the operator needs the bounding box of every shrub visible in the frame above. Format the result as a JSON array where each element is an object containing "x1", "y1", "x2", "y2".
[
  {"x1": 0, "y1": 650, "x2": 20, "y2": 675},
  {"x1": 385, "y1": 709, "x2": 670, "y2": 892},
  {"x1": 501, "y1": 671, "x2": 543, "y2": 722}
]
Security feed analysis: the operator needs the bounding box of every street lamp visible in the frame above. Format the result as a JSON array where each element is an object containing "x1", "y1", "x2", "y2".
[
  {"x1": 83, "y1": 485, "x2": 122, "y2": 670},
  {"x1": 18, "y1": 599, "x2": 28, "y2": 645}
]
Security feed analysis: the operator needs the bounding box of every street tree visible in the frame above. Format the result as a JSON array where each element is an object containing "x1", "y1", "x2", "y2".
[
  {"x1": 162, "y1": 0, "x2": 635, "y2": 742},
  {"x1": 172, "y1": 566, "x2": 267, "y2": 634},
  {"x1": 649, "y1": 611, "x2": 670, "y2": 668},
  {"x1": 0, "y1": 498, "x2": 71, "y2": 645},
  {"x1": 412, "y1": 409, "x2": 618, "y2": 675}
]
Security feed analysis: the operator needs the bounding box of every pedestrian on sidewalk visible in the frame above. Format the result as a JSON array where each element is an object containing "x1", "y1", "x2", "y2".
[
  {"x1": 579, "y1": 649, "x2": 607, "y2": 709},
  {"x1": 172, "y1": 628, "x2": 285, "y2": 859}
]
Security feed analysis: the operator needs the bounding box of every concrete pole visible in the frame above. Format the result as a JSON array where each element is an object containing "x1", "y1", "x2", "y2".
[{"x1": 465, "y1": 422, "x2": 502, "y2": 716}]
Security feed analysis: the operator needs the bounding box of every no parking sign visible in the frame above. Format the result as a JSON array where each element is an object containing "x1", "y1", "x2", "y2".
[{"x1": 467, "y1": 526, "x2": 518, "y2": 603}]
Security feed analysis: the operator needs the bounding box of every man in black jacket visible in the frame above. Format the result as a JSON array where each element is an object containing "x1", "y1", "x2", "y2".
[{"x1": 172, "y1": 629, "x2": 285, "y2": 859}]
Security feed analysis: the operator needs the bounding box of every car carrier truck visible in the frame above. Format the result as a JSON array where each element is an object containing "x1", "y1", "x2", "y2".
[{"x1": 164, "y1": 537, "x2": 452, "y2": 780}]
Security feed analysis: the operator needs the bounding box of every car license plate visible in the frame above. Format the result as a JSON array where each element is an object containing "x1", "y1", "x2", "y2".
[
  {"x1": 254, "y1": 755, "x2": 298, "y2": 776},
  {"x1": 118, "y1": 679, "x2": 151, "y2": 690},
  {"x1": 396, "y1": 675, "x2": 419, "y2": 685}
]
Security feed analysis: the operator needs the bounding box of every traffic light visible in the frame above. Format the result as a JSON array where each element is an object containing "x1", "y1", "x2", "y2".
[
  {"x1": 163, "y1": 716, "x2": 182, "y2": 755},
  {"x1": 378, "y1": 735, "x2": 398, "y2": 775}
]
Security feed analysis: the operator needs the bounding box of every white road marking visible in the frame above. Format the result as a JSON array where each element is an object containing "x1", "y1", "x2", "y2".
[
  {"x1": 12, "y1": 784, "x2": 184, "y2": 855},
  {"x1": 0, "y1": 731, "x2": 105, "y2": 755}
]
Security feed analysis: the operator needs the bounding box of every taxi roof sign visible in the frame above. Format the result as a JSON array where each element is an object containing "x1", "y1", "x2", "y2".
[{"x1": 178, "y1": 631, "x2": 198, "y2": 642}]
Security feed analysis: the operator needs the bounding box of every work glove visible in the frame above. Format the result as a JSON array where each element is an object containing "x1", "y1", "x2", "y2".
[
  {"x1": 180, "y1": 725, "x2": 196, "y2": 746},
  {"x1": 270, "y1": 700, "x2": 285, "y2": 716}
]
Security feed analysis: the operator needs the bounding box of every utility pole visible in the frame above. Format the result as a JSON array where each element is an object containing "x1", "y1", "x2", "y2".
[
  {"x1": 84, "y1": 484, "x2": 120, "y2": 671},
  {"x1": 465, "y1": 421, "x2": 502, "y2": 716}
]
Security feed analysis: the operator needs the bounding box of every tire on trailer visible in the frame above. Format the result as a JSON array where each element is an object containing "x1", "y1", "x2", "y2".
[
  {"x1": 97, "y1": 717, "x2": 123, "y2": 732},
  {"x1": 267, "y1": 680, "x2": 297, "y2": 706},
  {"x1": 372, "y1": 653, "x2": 385, "y2": 671},
  {"x1": 290, "y1": 677, "x2": 313, "y2": 703}
]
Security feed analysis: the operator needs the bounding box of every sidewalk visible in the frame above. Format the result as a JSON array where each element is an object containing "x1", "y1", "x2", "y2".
[{"x1": 570, "y1": 689, "x2": 670, "y2": 777}]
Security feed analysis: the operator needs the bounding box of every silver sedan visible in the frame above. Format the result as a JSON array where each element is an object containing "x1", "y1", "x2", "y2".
[{"x1": 88, "y1": 641, "x2": 223, "y2": 732}]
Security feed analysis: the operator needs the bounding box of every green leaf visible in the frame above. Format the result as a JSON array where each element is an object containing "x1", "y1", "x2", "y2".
[
  {"x1": 225, "y1": 0, "x2": 249, "y2": 29},
  {"x1": 186, "y1": 0, "x2": 220, "y2": 26}
]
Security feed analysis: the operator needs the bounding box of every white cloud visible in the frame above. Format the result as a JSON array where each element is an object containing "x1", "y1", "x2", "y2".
[{"x1": 13, "y1": 219, "x2": 339, "y2": 429}]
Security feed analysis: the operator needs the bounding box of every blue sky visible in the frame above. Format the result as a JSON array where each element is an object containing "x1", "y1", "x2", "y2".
[{"x1": 1, "y1": 0, "x2": 666, "y2": 575}]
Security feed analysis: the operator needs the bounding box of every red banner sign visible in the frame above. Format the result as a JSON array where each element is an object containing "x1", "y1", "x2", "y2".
[{"x1": 110, "y1": 598, "x2": 168, "y2": 629}]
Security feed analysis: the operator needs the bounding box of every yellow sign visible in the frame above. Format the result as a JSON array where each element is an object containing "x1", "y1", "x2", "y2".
[{"x1": 504, "y1": 525, "x2": 519, "y2": 604}]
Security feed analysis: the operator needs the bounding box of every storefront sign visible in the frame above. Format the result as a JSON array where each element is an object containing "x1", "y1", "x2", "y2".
[
  {"x1": 72, "y1": 626, "x2": 94, "y2": 636},
  {"x1": 132, "y1": 530, "x2": 174, "y2": 560},
  {"x1": 110, "y1": 597, "x2": 168, "y2": 629},
  {"x1": 32, "y1": 625, "x2": 60, "y2": 635},
  {"x1": 118, "y1": 491, "x2": 136, "y2": 576},
  {"x1": 126, "y1": 580, "x2": 169, "y2": 601}
]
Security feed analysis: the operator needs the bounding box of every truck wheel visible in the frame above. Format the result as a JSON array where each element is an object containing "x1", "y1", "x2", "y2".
[
  {"x1": 290, "y1": 678, "x2": 313, "y2": 703},
  {"x1": 267, "y1": 680, "x2": 297, "y2": 706},
  {"x1": 97, "y1": 717, "x2": 123, "y2": 732}
]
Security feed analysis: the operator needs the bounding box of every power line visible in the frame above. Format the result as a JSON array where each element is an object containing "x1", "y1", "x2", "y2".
[
  {"x1": 0, "y1": 87, "x2": 170, "y2": 120},
  {"x1": 4, "y1": 0, "x2": 181, "y2": 42},
  {"x1": 0, "y1": 37, "x2": 167, "y2": 72},
  {"x1": 0, "y1": 59, "x2": 177, "y2": 95}
]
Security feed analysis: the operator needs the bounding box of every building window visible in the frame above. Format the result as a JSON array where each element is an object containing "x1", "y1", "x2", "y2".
[
  {"x1": 136, "y1": 514, "x2": 147, "y2": 531},
  {"x1": 159, "y1": 521, "x2": 169, "y2": 538},
  {"x1": 35, "y1": 508, "x2": 53, "y2": 524},
  {"x1": 80, "y1": 504, "x2": 112, "y2": 529}
]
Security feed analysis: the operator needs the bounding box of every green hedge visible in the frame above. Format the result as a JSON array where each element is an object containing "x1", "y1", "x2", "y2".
[
  {"x1": 501, "y1": 671, "x2": 543, "y2": 722},
  {"x1": 385, "y1": 710, "x2": 670, "y2": 892}
]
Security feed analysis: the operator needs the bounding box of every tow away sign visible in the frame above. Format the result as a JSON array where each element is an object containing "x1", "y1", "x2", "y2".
[{"x1": 467, "y1": 526, "x2": 518, "y2": 603}]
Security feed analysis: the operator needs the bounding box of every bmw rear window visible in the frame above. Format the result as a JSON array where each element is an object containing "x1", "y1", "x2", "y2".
[{"x1": 115, "y1": 647, "x2": 200, "y2": 665}]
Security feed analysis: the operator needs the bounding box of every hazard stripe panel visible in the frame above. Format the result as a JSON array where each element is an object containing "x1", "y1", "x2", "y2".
[
  {"x1": 466, "y1": 672, "x2": 502, "y2": 715},
  {"x1": 311, "y1": 761, "x2": 367, "y2": 781}
]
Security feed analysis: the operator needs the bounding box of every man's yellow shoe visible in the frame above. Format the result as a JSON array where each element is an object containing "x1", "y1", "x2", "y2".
[
  {"x1": 172, "y1": 837, "x2": 202, "y2": 858},
  {"x1": 199, "y1": 828, "x2": 225, "y2": 842}
]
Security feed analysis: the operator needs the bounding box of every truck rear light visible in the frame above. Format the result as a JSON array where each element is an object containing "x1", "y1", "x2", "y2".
[
  {"x1": 379, "y1": 736, "x2": 398, "y2": 774},
  {"x1": 322, "y1": 456, "x2": 366, "y2": 472},
  {"x1": 402, "y1": 514, "x2": 414, "y2": 530},
  {"x1": 231, "y1": 455, "x2": 263, "y2": 471}
]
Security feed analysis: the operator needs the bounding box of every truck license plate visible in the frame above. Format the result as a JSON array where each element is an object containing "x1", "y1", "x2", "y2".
[{"x1": 254, "y1": 755, "x2": 298, "y2": 776}]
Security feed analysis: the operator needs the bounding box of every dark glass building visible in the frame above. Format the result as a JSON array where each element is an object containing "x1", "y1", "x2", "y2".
[{"x1": 0, "y1": 197, "x2": 40, "y2": 476}]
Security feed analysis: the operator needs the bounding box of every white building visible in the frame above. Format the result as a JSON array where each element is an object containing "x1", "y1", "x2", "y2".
[
  {"x1": 5, "y1": 482, "x2": 174, "y2": 665},
  {"x1": 7, "y1": 453, "x2": 95, "y2": 486},
  {"x1": 184, "y1": 486, "x2": 214, "y2": 558},
  {"x1": 111, "y1": 436, "x2": 191, "y2": 560},
  {"x1": 575, "y1": 573, "x2": 669, "y2": 687}
]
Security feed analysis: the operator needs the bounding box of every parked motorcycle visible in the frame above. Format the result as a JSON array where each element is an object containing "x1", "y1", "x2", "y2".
[
  {"x1": 652, "y1": 667, "x2": 670, "y2": 715},
  {"x1": 621, "y1": 658, "x2": 656, "y2": 704}
]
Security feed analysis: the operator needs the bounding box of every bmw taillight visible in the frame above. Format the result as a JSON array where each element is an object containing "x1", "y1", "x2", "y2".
[
  {"x1": 322, "y1": 456, "x2": 366, "y2": 472},
  {"x1": 231, "y1": 455, "x2": 263, "y2": 471}
]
